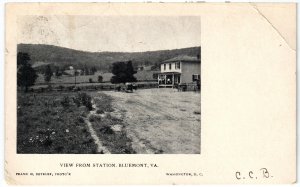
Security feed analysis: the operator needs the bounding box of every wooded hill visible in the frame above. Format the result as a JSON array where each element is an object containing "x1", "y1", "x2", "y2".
[{"x1": 17, "y1": 44, "x2": 201, "y2": 72}]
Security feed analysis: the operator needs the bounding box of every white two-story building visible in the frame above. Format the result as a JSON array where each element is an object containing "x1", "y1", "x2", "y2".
[{"x1": 158, "y1": 55, "x2": 200, "y2": 88}]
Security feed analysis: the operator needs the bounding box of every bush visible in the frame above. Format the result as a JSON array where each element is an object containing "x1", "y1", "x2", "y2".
[
  {"x1": 58, "y1": 85, "x2": 65, "y2": 90},
  {"x1": 73, "y1": 87, "x2": 81, "y2": 92},
  {"x1": 67, "y1": 86, "x2": 75, "y2": 91},
  {"x1": 47, "y1": 85, "x2": 53, "y2": 91},
  {"x1": 99, "y1": 126, "x2": 113, "y2": 134},
  {"x1": 61, "y1": 96, "x2": 70, "y2": 108},
  {"x1": 77, "y1": 116, "x2": 85, "y2": 123},
  {"x1": 96, "y1": 109, "x2": 104, "y2": 114},
  {"x1": 89, "y1": 114, "x2": 101, "y2": 122},
  {"x1": 77, "y1": 92, "x2": 93, "y2": 111},
  {"x1": 73, "y1": 97, "x2": 81, "y2": 107},
  {"x1": 98, "y1": 75, "x2": 103, "y2": 83}
]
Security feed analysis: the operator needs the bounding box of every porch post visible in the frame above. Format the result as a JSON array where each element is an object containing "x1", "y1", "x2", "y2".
[
  {"x1": 158, "y1": 74, "x2": 160, "y2": 87},
  {"x1": 172, "y1": 73, "x2": 174, "y2": 88}
]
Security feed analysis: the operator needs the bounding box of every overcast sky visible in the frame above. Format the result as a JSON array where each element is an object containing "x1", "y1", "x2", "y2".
[{"x1": 18, "y1": 16, "x2": 201, "y2": 52}]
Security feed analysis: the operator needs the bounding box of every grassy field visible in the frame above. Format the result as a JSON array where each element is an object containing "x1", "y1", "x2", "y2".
[
  {"x1": 35, "y1": 70, "x2": 158, "y2": 86},
  {"x1": 32, "y1": 71, "x2": 158, "y2": 91},
  {"x1": 17, "y1": 92, "x2": 97, "y2": 153},
  {"x1": 35, "y1": 72, "x2": 113, "y2": 84}
]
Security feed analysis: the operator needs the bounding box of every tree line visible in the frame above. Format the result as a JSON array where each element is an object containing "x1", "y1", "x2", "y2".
[{"x1": 17, "y1": 52, "x2": 137, "y2": 91}]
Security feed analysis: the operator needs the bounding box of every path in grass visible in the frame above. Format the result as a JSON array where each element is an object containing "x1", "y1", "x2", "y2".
[
  {"x1": 89, "y1": 92, "x2": 136, "y2": 154},
  {"x1": 84, "y1": 100, "x2": 111, "y2": 154}
]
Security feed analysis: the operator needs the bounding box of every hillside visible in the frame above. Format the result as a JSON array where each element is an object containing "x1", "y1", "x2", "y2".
[{"x1": 17, "y1": 44, "x2": 201, "y2": 72}]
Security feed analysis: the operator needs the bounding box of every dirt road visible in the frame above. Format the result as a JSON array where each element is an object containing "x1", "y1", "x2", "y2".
[{"x1": 103, "y1": 88, "x2": 201, "y2": 154}]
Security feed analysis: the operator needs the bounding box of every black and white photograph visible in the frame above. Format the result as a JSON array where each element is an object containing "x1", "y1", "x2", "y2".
[
  {"x1": 5, "y1": 2, "x2": 297, "y2": 185},
  {"x1": 17, "y1": 16, "x2": 201, "y2": 154}
]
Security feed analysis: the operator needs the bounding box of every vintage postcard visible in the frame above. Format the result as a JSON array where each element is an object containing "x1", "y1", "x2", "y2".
[{"x1": 5, "y1": 3, "x2": 296, "y2": 185}]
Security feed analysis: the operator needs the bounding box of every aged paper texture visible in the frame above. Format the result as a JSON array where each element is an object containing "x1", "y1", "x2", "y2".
[{"x1": 5, "y1": 3, "x2": 296, "y2": 185}]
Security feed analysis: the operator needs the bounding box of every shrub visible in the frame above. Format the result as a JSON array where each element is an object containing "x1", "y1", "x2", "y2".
[
  {"x1": 85, "y1": 101, "x2": 93, "y2": 111},
  {"x1": 77, "y1": 116, "x2": 85, "y2": 123},
  {"x1": 105, "y1": 113, "x2": 112, "y2": 119},
  {"x1": 98, "y1": 75, "x2": 103, "y2": 83},
  {"x1": 61, "y1": 96, "x2": 70, "y2": 108},
  {"x1": 44, "y1": 65, "x2": 53, "y2": 83},
  {"x1": 73, "y1": 87, "x2": 81, "y2": 92},
  {"x1": 99, "y1": 126, "x2": 114, "y2": 134},
  {"x1": 67, "y1": 86, "x2": 75, "y2": 91},
  {"x1": 89, "y1": 114, "x2": 101, "y2": 122},
  {"x1": 77, "y1": 92, "x2": 93, "y2": 111},
  {"x1": 73, "y1": 97, "x2": 81, "y2": 107},
  {"x1": 58, "y1": 85, "x2": 64, "y2": 90},
  {"x1": 96, "y1": 109, "x2": 104, "y2": 114},
  {"x1": 80, "y1": 111, "x2": 88, "y2": 118}
]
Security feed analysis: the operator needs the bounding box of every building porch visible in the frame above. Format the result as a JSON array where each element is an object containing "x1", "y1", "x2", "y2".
[{"x1": 158, "y1": 72, "x2": 181, "y2": 88}]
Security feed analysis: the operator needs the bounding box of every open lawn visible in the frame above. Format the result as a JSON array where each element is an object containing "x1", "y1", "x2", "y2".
[
  {"x1": 35, "y1": 72, "x2": 113, "y2": 84},
  {"x1": 35, "y1": 70, "x2": 158, "y2": 86}
]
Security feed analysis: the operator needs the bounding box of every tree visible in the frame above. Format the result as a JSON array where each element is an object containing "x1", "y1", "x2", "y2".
[
  {"x1": 74, "y1": 69, "x2": 79, "y2": 85},
  {"x1": 84, "y1": 64, "x2": 89, "y2": 75},
  {"x1": 44, "y1": 65, "x2": 53, "y2": 83},
  {"x1": 74, "y1": 70, "x2": 80, "y2": 76},
  {"x1": 90, "y1": 66, "x2": 97, "y2": 75},
  {"x1": 110, "y1": 61, "x2": 137, "y2": 84},
  {"x1": 98, "y1": 75, "x2": 103, "y2": 83},
  {"x1": 17, "y1": 52, "x2": 37, "y2": 92},
  {"x1": 126, "y1": 61, "x2": 137, "y2": 82},
  {"x1": 54, "y1": 66, "x2": 62, "y2": 78}
]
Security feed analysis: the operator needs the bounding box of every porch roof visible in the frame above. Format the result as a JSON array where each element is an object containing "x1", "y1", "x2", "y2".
[
  {"x1": 157, "y1": 72, "x2": 181, "y2": 75},
  {"x1": 161, "y1": 55, "x2": 200, "y2": 64}
]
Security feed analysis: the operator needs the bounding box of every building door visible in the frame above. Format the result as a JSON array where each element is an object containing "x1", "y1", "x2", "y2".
[
  {"x1": 158, "y1": 74, "x2": 166, "y2": 85},
  {"x1": 166, "y1": 74, "x2": 173, "y2": 85},
  {"x1": 174, "y1": 74, "x2": 181, "y2": 84}
]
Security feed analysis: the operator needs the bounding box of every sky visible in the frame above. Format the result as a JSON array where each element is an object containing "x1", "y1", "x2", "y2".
[{"x1": 18, "y1": 16, "x2": 201, "y2": 52}]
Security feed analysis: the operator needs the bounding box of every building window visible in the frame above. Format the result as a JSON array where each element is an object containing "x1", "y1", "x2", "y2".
[
  {"x1": 192, "y1": 74, "x2": 200, "y2": 81},
  {"x1": 169, "y1": 63, "x2": 172, "y2": 70},
  {"x1": 175, "y1": 62, "x2": 180, "y2": 69},
  {"x1": 164, "y1": 64, "x2": 166, "y2": 70}
]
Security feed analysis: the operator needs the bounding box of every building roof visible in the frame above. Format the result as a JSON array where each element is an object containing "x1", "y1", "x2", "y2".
[
  {"x1": 32, "y1": 61, "x2": 50, "y2": 68},
  {"x1": 162, "y1": 55, "x2": 200, "y2": 63},
  {"x1": 64, "y1": 70, "x2": 73, "y2": 75}
]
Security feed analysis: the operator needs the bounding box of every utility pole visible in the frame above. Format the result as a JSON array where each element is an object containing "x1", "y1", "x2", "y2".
[{"x1": 74, "y1": 69, "x2": 77, "y2": 86}]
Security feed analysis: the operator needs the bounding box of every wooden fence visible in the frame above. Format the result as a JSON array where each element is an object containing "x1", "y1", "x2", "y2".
[{"x1": 27, "y1": 82, "x2": 159, "y2": 93}]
